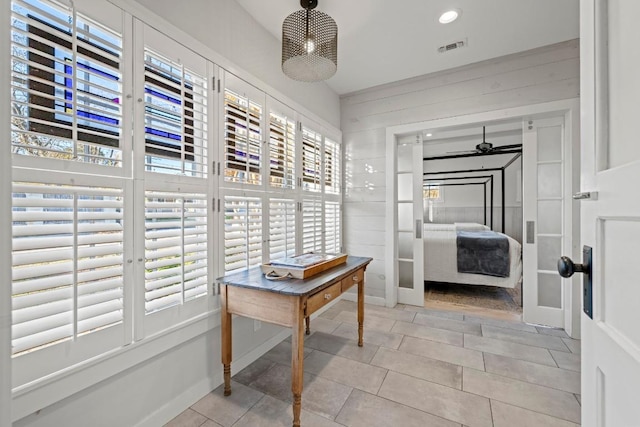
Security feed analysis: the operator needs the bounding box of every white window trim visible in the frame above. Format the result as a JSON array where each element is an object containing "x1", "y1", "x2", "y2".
[{"x1": 1, "y1": 0, "x2": 14, "y2": 422}]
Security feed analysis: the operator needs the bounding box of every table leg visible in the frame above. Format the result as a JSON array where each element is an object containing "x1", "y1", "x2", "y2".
[
  {"x1": 221, "y1": 284, "x2": 232, "y2": 396},
  {"x1": 305, "y1": 316, "x2": 310, "y2": 335},
  {"x1": 291, "y1": 297, "x2": 305, "y2": 427},
  {"x1": 358, "y1": 279, "x2": 364, "y2": 347}
]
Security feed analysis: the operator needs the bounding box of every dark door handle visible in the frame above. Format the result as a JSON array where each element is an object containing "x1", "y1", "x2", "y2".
[
  {"x1": 557, "y1": 256, "x2": 588, "y2": 278},
  {"x1": 558, "y1": 247, "x2": 593, "y2": 319}
]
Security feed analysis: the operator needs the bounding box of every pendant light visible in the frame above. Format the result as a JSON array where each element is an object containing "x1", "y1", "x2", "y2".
[{"x1": 282, "y1": 0, "x2": 338, "y2": 82}]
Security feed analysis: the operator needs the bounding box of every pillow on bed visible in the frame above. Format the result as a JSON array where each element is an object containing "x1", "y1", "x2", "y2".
[
  {"x1": 423, "y1": 223, "x2": 455, "y2": 231},
  {"x1": 454, "y1": 222, "x2": 490, "y2": 231}
]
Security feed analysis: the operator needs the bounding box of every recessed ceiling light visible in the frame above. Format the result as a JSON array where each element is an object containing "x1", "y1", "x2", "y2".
[
  {"x1": 439, "y1": 9, "x2": 460, "y2": 24},
  {"x1": 426, "y1": 133, "x2": 433, "y2": 137}
]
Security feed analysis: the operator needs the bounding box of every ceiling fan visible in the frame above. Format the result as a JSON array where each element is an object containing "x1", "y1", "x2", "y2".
[{"x1": 447, "y1": 126, "x2": 521, "y2": 155}]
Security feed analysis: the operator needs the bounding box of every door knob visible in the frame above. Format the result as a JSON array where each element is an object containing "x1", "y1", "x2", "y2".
[
  {"x1": 557, "y1": 256, "x2": 587, "y2": 278},
  {"x1": 558, "y1": 247, "x2": 594, "y2": 319}
]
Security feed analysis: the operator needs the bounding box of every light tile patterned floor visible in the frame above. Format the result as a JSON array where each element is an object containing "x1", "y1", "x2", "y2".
[{"x1": 165, "y1": 300, "x2": 581, "y2": 427}]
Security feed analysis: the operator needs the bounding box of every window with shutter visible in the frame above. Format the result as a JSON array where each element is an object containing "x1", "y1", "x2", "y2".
[
  {"x1": 325, "y1": 201, "x2": 341, "y2": 254},
  {"x1": 224, "y1": 196, "x2": 263, "y2": 273},
  {"x1": 144, "y1": 190, "x2": 208, "y2": 314},
  {"x1": 224, "y1": 90, "x2": 262, "y2": 185},
  {"x1": 302, "y1": 198, "x2": 323, "y2": 253},
  {"x1": 143, "y1": 49, "x2": 208, "y2": 177},
  {"x1": 11, "y1": 181, "x2": 125, "y2": 355},
  {"x1": 139, "y1": 25, "x2": 213, "y2": 331},
  {"x1": 269, "y1": 198, "x2": 296, "y2": 261},
  {"x1": 269, "y1": 112, "x2": 295, "y2": 189},
  {"x1": 324, "y1": 138, "x2": 340, "y2": 195},
  {"x1": 11, "y1": 0, "x2": 123, "y2": 166},
  {"x1": 301, "y1": 126, "x2": 322, "y2": 192}
]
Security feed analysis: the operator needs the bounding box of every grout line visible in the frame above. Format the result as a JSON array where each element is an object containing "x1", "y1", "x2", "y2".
[
  {"x1": 548, "y1": 349, "x2": 560, "y2": 368},
  {"x1": 488, "y1": 398, "x2": 494, "y2": 425},
  {"x1": 479, "y1": 395, "x2": 581, "y2": 425},
  {"x1": 362, "y1": 388, "x2": 464, "y2": 426},
  {"x1": 468, "y1": 364, "x2": 581, "y2": 395},
  {"x1": 374, "y1": 367, "x2": 390, "y2": 396},
  {"x1": 334, "y1": 388, "x2": 357, "y2": 425}
]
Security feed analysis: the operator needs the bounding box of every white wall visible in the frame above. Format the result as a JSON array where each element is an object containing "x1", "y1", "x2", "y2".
[
  {"x1": 10, "y1": 1, "x2": 340, "y2": 425},
  {"x1": 13, "y1": 320, "x2": 287, "y2": 427},
  {"x1": 341, "y1": 40, "x2": 579, "y2": 301}
]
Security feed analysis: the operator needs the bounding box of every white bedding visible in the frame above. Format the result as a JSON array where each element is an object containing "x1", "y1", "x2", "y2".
[{"x1": 423, "y1": 223, "x2": 522, "y2": 288}]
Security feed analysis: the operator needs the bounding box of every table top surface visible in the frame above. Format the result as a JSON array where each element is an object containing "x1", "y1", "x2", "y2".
[{"x1": 217, "y1": 256, "x2": 373, "y2": 297}]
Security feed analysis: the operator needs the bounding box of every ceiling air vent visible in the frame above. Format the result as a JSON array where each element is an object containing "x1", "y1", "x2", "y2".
[{"x1": 438, "y1": 39, "x2": 466, "y2": 53}]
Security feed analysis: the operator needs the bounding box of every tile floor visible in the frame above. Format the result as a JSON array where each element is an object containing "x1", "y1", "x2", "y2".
[{"x1": 166, "y1": 300, "x2": 581, "y2": 427}]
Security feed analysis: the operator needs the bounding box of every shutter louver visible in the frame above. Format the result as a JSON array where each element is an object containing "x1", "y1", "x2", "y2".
[
  {"x1": 11, "y1": 0, "x2": 123, "y2": 166},
  {"x1": 269, "y1": 112, "x2": 295, "y2": 189},
  {"x1": 301, "y1": 126, "x2": 322, "y2": 192},
  {"x1": 325, "y1": 201, "x2": 341, "y2": 253},
  {"x1": 269, "y1": 198, "x2": 296, "y2": 261},
  {"x1": 302, "y1": 198, "x2": 323, "y2": 253},
  {"x1": 224, "y1": 196, "x2": 262, "y2": 273},
  {"x1": 143, "y1": 50, "x2": 208, "y2": 177},
  {"x1": 324, "y1": 138, "x2": 340, "y2": 195},
  {"x1": 144, "y1": 191, "x2": 208, "y2": 314},
  {"x1": 12, "y1": 182, "x2": 124, "y2": 354},
  {"x1": 224, "y1": 90, "x2": 262, "y2": 185}
]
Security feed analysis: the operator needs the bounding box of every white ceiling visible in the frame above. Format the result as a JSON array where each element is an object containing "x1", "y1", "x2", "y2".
[{"x1": 234, "y1": 0, "x2": 579, "y2": 95}]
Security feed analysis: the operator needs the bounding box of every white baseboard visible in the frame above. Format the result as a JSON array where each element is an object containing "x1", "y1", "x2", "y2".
[
  {"x1": 340, "y1": 292, "x2": 386, "y2": 307},
  {"x1": 136, "y1": 328, "x2": 291, "y2": 427}
]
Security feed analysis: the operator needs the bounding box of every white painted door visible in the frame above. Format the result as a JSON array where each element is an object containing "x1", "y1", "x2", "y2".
[
  {"x1": 522, "y1": 117, "x2": 570, "y2": 327},
  {"x1": 578, "y1": 1, "x2": 640, "y2": 425},
  {"x1": 396, "y1": 138, "x2": 424, "y2": 306}
]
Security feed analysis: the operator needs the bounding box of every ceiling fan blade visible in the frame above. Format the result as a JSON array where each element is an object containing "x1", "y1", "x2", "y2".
[
  {"x1": 445, "y1": 149, "x2": 479, "y2": 154},
  {"x1": 492, "y1": 144, "x2": 522, "y2": 150}
]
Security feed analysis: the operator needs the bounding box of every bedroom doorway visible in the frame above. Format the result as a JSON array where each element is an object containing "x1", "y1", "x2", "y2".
[
  {"x1": 385, "y1": 99, "x2": 581, "y2": 333},
  {"x1": 421, "y1": 120, "x2": 524, "y2": 321}
]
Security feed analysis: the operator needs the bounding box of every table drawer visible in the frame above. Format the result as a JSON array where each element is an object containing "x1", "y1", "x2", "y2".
[
  {"x1": 341, "y1": 268, "x2": 364, "y2": 293},
  {"x1": 306, "y1": 281, "x2": 342, "y2": 316}
]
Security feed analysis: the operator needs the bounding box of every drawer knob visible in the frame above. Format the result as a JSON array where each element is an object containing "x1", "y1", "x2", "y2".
[
  {"x1": 324, "y1": 293, "x2": 332, "y2": 300},
  {"x1": 352, "y1": 275, "x2": 359, "y2": 282}
]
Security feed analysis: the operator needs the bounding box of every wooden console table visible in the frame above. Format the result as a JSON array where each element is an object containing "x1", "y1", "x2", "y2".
[{"x1": 217, "y1": 256, "x2": 372, "y2": 427}]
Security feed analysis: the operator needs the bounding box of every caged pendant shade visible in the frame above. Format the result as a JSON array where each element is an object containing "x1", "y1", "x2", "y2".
[{"x1": 282, "y1": 0, "x2": 338, "y2": 82}]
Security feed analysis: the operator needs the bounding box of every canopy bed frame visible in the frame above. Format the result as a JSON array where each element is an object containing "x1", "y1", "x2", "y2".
[
  {"x1": 423, "y1": 149, "x2": 522, "y2": 233},
  {"x1": 421, "y1": 146, "x2": 524, "y2": 301}
]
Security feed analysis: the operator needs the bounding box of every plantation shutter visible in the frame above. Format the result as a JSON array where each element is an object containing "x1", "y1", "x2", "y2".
[
  {"x1": 302, "y1": 198, "x2": 323, "y2": 253},
  {"x1": 324, "y1": 138, "x2": 340, "y2": 195},
  {"x1": 325, "y1": 201, "x2": 341, "y2": 254},
  {"x1": 10, "y1": 0, "x2": 124, "y2": 166},
  {"x1": 268, "y1": 111, "x2": 296, "y2": 189},
  {"x1": 224, "y1": 196, "x2": 263, "y2": 273},
  {"x1": 11, "y1": 181, "x2": 125, "y2": 355},
  {"x1": 144, "y1": 191, "x2": 208, "y2": 314},
  {"x1": 269, "y1": 198, "x2": 296, "y2": 261},
  {"x1": 224, "y1": 89, "x2": 263, "y2": 185},
  {"x1": 301, "y1": 126, "x2": 322, "y2": 192},
  {"x1": 143, "y1": 48, "x2": 208, "y2": 177}
]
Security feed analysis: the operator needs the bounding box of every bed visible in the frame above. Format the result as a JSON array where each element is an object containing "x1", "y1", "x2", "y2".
[{"x1": 423, "y1": 222, "x2": 522, "y2": 288}]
